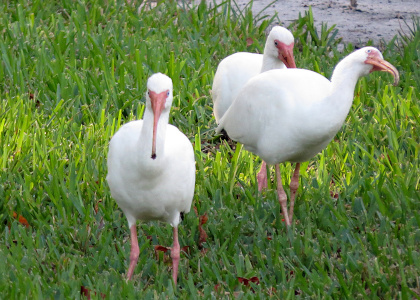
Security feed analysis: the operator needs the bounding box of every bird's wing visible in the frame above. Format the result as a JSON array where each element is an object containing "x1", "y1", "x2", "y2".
[
  {"x1": 164, "y1": 125, "x2": 196, "y2": 216},
  {"x1": 212, "y1": 52, "x2": 263, "y2": 122}
]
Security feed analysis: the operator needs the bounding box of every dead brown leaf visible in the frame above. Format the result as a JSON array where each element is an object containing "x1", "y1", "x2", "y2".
[
  {"x1": 12, "y1": 212, "x2": 30, "y2": 228},
  {"x1": 246, "y1": 37, "x2": 254, "y2": 47},
  {"x1": 198, "y1": 213, "x2": 208, "y2": 248},
  {"x1": 80, "y1": 286, "x2": 106, "y2": 299},
  {"x1": 238, "y1": 276, "x2": 260, "y2": 287},
  {"x1": 154, "y1": 245, "x2": 171, "y2": 263}
]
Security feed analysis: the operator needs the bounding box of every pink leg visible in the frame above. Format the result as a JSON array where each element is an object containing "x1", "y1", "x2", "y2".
[
  {"x1": 257, "y1": 161, "x2": 269, "y2": 191},
  {"x1": 171, "y1": 227, "x2": 180, "y2": 285},
  {"x1": 275, "y1": 164, "x2": 291, "y2": 226},
  {"x1": 288, "y1": 163, "x2": 300, "y2": 223},
  {"x1": 126, "y1": 225, "x2": 139, "y2": 280}
]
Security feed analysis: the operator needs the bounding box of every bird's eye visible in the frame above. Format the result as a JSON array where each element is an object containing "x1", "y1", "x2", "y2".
[
  {"x1": 148, "y1": 91, "x2": 150, "y2": 96},
  {"x1": 366, "y1": 49, "x2": 372, "y2": 54},
  {"x1": 274, "y1": 41, "x2": 278, "y2": 46},
  {"x1": 167, "y1": 91, "x2": 170, "y2": 97}
]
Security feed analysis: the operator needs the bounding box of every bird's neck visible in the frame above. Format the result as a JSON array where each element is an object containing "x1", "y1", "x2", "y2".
[
  {"x1": 139, "y1": 108, "x2": 169, "y2": 160},
  {"x1": 260, "y1": 54, "x2": 285, "y2": 73},
  {"x1": 309, "y1": 57, "x2": 366, "y2": 140},
  {"x1": 326, "y1": 58, "x2": 364, "y2": 119}
]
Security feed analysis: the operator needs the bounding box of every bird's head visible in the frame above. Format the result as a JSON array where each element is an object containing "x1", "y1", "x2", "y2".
[
  {"x1": 266, "y1": 26, "x2": 296, "y2": 68},
  {"x1": 146, "y1": 73, "x2": 173, "y2": 160},
  {"x1": 359, "y1": 47, "x2": 399, "y2": 86}
]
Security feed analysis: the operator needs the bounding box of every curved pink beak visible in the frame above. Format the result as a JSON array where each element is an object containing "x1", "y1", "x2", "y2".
[
  {"x1": 276, "y1": 41, "x2": 296, "y2": 69},
  {"x1": 149, "y1": 90, "x2": 168, "y2": 159},
  {"x1": 365, "y1": 53, "x2": 399, "y2": 86}
]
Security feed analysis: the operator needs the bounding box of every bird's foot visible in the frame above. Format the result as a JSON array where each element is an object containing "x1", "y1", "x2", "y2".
[
  {"x1": 257, "y1": 174, "x2": 268, "y2": 191},
  {"x1": 257, "y1": 161, "x2": 269, "y2": 191},
  {"x1": 171, "y1": 227, "x2": 180, "y2": 286},
  {"x1": 126, "y1": 225, "x2": 140, "y2": 281},
  {"x1": 275, "y1": 164, "x2": 292, "y2": 227},
  {"x1": 288, "y1": 163, "x2": 301, "y2": 224}
]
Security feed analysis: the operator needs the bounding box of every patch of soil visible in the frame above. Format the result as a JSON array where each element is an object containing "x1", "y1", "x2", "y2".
[{"x1": 208, "y1": 0, "x2": 420, "y2": 47}]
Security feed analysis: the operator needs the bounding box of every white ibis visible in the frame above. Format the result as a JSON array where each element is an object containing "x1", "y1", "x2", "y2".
[
  {"x1": 216, "y1": 47, "x2": 399, "y2": 226},
  {"x1": 106, "y1": 73, "x2": 195, "y2": 285},
  {"x1": 212, "y1": 26, "x2": 296, "y2": 190}
]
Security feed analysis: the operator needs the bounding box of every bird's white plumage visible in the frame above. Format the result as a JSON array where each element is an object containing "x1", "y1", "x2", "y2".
[
  {"x1": 106, "y1": 73, "x2": 195, "y2": 228},
  {"x1": 147, "y1": 72, "x2": 173, "y2": 93},
  {"x1": 107, "y1": 121, "x2": 195, "y2": 227},
  {"x1": 212, "y1": 26, "x2": 295, "y2": 123},
  {"x1": 217, "y1": 47, "x2": 387, "y2": 165}
]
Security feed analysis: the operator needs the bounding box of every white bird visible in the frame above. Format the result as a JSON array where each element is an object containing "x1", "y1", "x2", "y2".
[
  {"x1": 216, "y1": 47, "x2": 399, "y2": 226},
  {"x1": 106, "y1": 73, "x2": 195, "y2": 285},
  {"x1": 212, "y1": 26, "x2": 296, "y2": 190}
]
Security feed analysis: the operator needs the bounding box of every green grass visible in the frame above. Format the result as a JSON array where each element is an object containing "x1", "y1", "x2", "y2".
[{"x1": 0, "y1": 0, "x2": 419, "y2": 298}]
